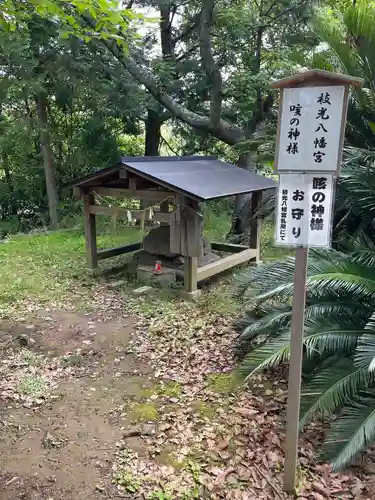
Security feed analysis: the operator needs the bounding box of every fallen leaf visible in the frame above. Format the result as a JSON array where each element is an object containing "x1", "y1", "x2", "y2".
[
  {"x1": 233, "y1": 407, "x2": 258, "y2": 417},
  {"x1": 216, "y1": 439, "x2": 229, "y2": 451}
]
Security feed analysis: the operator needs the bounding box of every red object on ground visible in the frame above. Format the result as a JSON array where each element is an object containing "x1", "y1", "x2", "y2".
[{"x1": 154, "y1": 260, "x2": 162, "y2": 274}]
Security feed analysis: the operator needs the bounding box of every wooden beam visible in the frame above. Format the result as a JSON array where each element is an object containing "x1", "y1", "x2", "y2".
[
  {"x1": 89, "y1": 205, "x2": 128, "y2": 217},
  {"x1": 250, "y1": 191, "x2": 262, "y2": 263},
  {"x1": 90, "y1": 186, "x2": 175, "y2": 201},
  {"x1": 184, "y1": 257, "x2": 198, "y2": 292},
  {"x1": 160, "y1": 199, "x2": 170, "y2": 227},
  {"x1": 119, "y1": 169, "x2": 128, "y2": 179},
  {"x1": 154, "y1": 212, "x2": 171, "y2": 224},
  {"x1": 73, "y1": 186, "x2": 82, "y2": 198},
  {"x1": 97, "y1": 242, "x2": 142, "y2": 261},
  {"x1": 83, "y1": 193, "x2": 98, "y2": 270},
  {"x1": 89, "y1": 205, "x2": 169, "y2": 224},
  {"x1": 211, "y1": 242, "x2": 250, "y2": 253},
  {"x1": 197, "y1": 248, "x2": 257, "y2": 282},
  {"x1": 77, "y1": 166, "x2": 120, "y2": 186},
  {"x1": 129, "y1": 176, "x2": 137, "y2": 194},
  {"x1": 284, "y1": 247, "x2": 309, "y2": 492}
]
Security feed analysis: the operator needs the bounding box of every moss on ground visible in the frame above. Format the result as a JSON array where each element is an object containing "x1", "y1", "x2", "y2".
[
  {"x1": 130, "y1": 402, "x2": 159, "y2": 422},
  {"x1": 158, "y1": 381, "x2": 182, "y2": 398},
  {"x1": 136, "y1": 381, "x2": 182, "y2": 402},
  {"x1": 192, "y1": 401, "x2": 217, "y2": 419},
  {"x1": 207, "y1": 372, "x2": 244, "y2": 394},
  {"x1": 156, "y1": 447, "x2": 189, "y2": 471}
]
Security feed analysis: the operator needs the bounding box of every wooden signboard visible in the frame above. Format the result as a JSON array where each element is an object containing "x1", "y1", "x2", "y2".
[{"x1": 271, "y1": 70, "x2": 363, "y2": 493}]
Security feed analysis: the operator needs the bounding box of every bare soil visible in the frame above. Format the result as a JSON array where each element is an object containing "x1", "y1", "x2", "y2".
[{"x1": 0, "y1": 311, "x2": 151, "y2": 500}]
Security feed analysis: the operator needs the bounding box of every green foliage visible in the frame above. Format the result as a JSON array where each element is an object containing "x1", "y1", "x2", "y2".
[
  {"x1": 113, "y1": 469, "x2": 140, "y2": 493},
  {"x1": 207, "y1": 372, "x2": 244, "y2": 394},
  {"x1": 17, "y1": 374, "x2": 47, "y2": 397},
  {"x1": 130, "y1": 402, "x2": 159, "y2": 422},
  {"x1": 313, "y1": 0, "x2": 375, "y2": 150},
  {"x1": 0, "y1": 225, "x2": 141, "y2": 316},
  {"x1": 235, "y1": 245, "x2": 375, "y2": 470},
  {"x1": 0, "y1": 3, "x2": 146, "y2": 232},
  {"x1": 148, "y1": 490, "x2": 173, "y2": 500}
]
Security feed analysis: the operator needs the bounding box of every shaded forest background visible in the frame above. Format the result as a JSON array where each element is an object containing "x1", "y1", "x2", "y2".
[{"x1": 0, "y1": 0, "x2": 337, "y2": 237}]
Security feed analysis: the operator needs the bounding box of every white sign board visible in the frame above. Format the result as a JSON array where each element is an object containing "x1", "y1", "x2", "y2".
[
  {"x1": 275, "y1": 173, "x2": 334, "y2": 248},
  {"x1": 277, "y1": 86, "x2": 345, "y2": 172}
]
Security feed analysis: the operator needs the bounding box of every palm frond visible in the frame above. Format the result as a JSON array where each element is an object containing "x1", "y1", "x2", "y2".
[
  {"x1": 321, "y1": 391, "x2": 375, "y2": 471},
  {"x1": 300, "y1": 361, "x2": 371, "y2": 429},
  {"x1": 355, "y1": 332, "x2": 375, "y2": 371},
  {"x1": 238, "y1": 332, "x2": 291, "y2": 379}
]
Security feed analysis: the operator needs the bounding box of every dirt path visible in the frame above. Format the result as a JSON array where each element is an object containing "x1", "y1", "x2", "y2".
[
  {"x1": 0, "y1": 312, "x2": 151, "y2": 500},
  {"x1": 1, "y1": 303, "x2": 371, "y2": 499}
]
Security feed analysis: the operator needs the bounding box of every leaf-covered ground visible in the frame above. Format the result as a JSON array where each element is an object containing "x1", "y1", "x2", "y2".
[
  {"x1": 0, "y1": 226, "x2": 372, "y2": 499},
  {"x1": 114, "y1": 292, "x2": 374, "y2": 500}
]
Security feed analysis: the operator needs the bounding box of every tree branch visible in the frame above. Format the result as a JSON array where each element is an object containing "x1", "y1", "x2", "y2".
[
  {"x1": 81, "y1": 14, "x2": 243, "y2": 145},
  {"x1": 118, "y1": 51, "x2": 243, "y2": 144},
  {"x1": 159, "y1": 3, "x2": 174, "y2": 59},
  {"x1": 199, "y1": 0, "x2": 222, "y2": 127},
  {"x1": 173, "y1": 15, "x2": 200, "y2": 44}
]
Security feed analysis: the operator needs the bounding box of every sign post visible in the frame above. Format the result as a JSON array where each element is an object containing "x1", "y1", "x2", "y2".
[{"x1": 271, "y1": 70, "x2": 363, "y2": 492}]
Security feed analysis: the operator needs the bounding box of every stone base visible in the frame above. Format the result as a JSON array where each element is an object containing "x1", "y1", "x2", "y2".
[
  {"x1": 179, "y1": 289, "x2": 202, "y2": 301},
  {"x1": 137, "y1": 265, "x2": 177, "y2": 285},
  {"x1": 132, "y1": 286, "x2": 154, "y2": 296}
]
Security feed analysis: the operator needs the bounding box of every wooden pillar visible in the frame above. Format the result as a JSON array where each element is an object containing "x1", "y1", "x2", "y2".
[
  {"x1": 284, "y1": 246, "x2": 308, "y2": 490},
  {"x1": 184, "y1": 257, "x2": 198, "y2": 292},
  {"x1": 171, "y1": 196, "x2": 201, "y2": 295},
  {"x1": 160, "y1": 199, "x2": 169, "y2": 227},
  {"x1": 250, "y1": 191, "x2": 262, "y2": 262},
  {"x1": 83, "y1": 192, "x2": 98, "y2": 270}
]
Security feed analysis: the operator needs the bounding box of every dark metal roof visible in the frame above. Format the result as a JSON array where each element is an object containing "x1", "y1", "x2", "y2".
[{"x1": 73, "y1": 156, "x2": 276, "y2": 201}]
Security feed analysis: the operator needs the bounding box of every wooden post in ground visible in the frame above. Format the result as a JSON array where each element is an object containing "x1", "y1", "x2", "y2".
[
  {"x1": 83, "y1": 192, "x2": 98, "y2": 270},
  {"x1": 270, "y1": 69, "x2": 363, "y2": 492},
  {"x1": 250, "y1": 191, "x2": 262, "y2": 262},
  {"x1": 184, "y1": 257, "x2": 198, "y2": 293},
  {"x1": 283, "y1": 246, "x2": 308, "y2": 491}
]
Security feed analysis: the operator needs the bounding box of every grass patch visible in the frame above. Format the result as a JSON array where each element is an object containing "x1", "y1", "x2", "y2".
[
  {"x1": 148, "y1": 491, "x2": 174, "y2": 500},
  {"x1": 130, "y1": 402, "x2": 159, "y2": 422},
  {"x1": 0, "y1": 226, "x2": 141, "y2": 316},
  {"x1": 261, "y1": 221, "x2": 293, "y2": 260},
  {"x1": 207, "y1": 372, "x2": 244, "y2": 394},
  {"x1": 17, "y1": 374, "x2": 48, "y2": 397},
  {"x1": 20, "y1": 350, "x2": 46, "y2": 368},
  {"x1": 204, "y1": 211, "x2": 231, "y2": 242},
  {"x1": 0, "y1": 211, "x2": 288, "y2": 320},
  {"x1": 192, "y1": 401, "x2": 217, "y2": 420},
  {"x1": 113, "y1": 469, "x2": 141, "y2": 493},
  {"x1": 158, "y1": 381, "x2": 182, "y2": 398},
  {"x1": 62, "y1": 353, "x2": 84, "y2": 367},
  {"x1": 135, "y1": 381, "x2": 182, "y2": 402}
]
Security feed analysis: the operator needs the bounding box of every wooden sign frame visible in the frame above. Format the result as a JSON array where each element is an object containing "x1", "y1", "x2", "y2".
[
  {"x1": 272, "y1": 69, "x2": 362, "y2": 176},
  {"x1": 271, "y1": 69, "x2": 363, "y2": 493}
]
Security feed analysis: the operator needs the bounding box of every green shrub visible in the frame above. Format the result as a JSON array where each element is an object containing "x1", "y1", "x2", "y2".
[{"x1": 234, "y1": 246, "x2": 375, "y2": 470}]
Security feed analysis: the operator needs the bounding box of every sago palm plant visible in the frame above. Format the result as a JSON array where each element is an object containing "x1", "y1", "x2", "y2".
[{"x1": 235, "y1": 245, "x2": 375, "y2": 470}]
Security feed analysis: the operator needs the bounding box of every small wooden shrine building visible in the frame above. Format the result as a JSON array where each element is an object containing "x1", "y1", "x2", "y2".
[{"x1": 72, "y1": 156, "x2": 276, "y2": 294}]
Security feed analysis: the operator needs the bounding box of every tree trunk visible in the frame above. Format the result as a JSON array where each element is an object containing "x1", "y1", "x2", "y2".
[
  {"x1": 3, "y1": 152, "x2": 17, "y2": 216},
  {"x1": 145, "y1": 109, "x2": 162, "y2": 156},
  {"x1": 139, "y1": 110, "x2": 163, "y2": 216},
  {"x1": 35, "y1": 92, "x2": 58, "y2": 227},
  {"x1": 228, "y1": 152, "x2": 257, "y2": 244}
]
